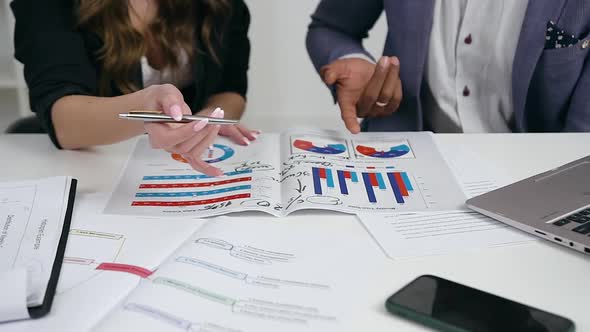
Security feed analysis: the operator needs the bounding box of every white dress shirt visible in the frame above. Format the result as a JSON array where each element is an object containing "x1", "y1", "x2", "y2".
[
  {"x1": 342, "y1": 0, "x2": 529, "y2": 133},
  {"x1": 424, "y1": 0, "x2": 529, "y2": 132}
]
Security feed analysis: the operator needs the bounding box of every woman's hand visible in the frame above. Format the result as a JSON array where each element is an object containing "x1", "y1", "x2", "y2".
[
  {"x1": 141, "y1": 84, "x2": 224, "y2": 177},
  {"x1": 218, "y1": 124, "x2": 260, "y2": 146},
  {"x1": 199, "y1": 94, "x2": 260, "y2": 146}
]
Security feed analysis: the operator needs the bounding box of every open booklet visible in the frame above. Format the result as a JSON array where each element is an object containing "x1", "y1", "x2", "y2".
[
  {"x1": 105, "y1": 129, "x2": 466, "y2": 217},
  {"x1": 0, "y1": 176, "x2": 77, "y2": 322}
]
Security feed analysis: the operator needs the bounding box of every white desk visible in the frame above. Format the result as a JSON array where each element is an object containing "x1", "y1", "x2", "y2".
[{"x1": 1, "y1": 133, "x2": 589, "y2": 331}]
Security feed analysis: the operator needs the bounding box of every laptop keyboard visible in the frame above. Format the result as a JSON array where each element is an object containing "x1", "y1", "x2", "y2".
[{"x1": 553, "y1": 208, "x2": 590, "y2": 234}]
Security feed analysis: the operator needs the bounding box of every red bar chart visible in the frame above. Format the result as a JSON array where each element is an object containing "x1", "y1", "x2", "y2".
[{"x1": 312, "y1": 167, "x2": 415, "y2": 204}]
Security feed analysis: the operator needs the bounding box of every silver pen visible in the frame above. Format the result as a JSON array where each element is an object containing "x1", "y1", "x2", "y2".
[{"x1": 118, "y1": 110, "x2": 239, "y2": 125}]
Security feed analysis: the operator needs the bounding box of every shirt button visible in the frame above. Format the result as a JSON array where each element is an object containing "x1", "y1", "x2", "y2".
[
  {"x1": 463, "y1": 86, "x2": 471, "y2": 97},
  {"x1": 583, "y1": 39, "x2": 590, "y2": 49},
  {"x1": 464, "y1": 34, "x2": 473, "y2": 45}
]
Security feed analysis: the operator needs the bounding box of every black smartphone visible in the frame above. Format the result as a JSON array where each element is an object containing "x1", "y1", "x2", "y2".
[{"x1": 385, "y1": 275, "x2": 575, "y2": 332}]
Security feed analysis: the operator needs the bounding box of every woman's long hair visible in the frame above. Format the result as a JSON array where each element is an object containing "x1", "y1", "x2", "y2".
[{"x1": 77, "y1": 0, "x2": 231, "y2": 94}]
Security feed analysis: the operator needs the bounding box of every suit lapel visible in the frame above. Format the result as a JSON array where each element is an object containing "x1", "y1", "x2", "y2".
[
  {"x1": 379, "y1": 0, "x2": 434, "y2": 131},
  {"x1": 512, "y1": 0, "x2": 568, "y2": 131},
  {"x1": 386, "y1": 0, "x2": 434, "y2": 97}
]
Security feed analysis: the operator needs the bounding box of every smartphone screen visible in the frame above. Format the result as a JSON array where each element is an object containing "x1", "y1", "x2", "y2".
[{"x1": 386, "y1": 275, "x2": 574, "y2": 332}]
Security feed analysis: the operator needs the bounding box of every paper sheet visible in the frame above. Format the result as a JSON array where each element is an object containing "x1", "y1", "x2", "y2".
[
  {"x1": 0, "y1": 176, "x2": 71, "y2": 309},
  {"x1": 0, "y1": 269, "x2": 29, "y2": 322},
  {"x1": 440, "y1": 144, "x2": 513, "y2": 198},
  {"x1": 93, "y1": 217, "x2": 381, "y2": 332},
  {"x1": 359, "y1": 211, "x2": 535, "y2": 259},
  {"x1": 104, "y1": 129, "x2": 467, "y2": 217},
  {"x1": 1, "y1": 193, "x2": 207, "y2": 332},
  {"x1": 357, "y1": 144, "x2": 535, "y2": 259}
]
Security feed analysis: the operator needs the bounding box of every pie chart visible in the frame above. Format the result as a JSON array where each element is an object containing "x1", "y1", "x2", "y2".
[
  {"x1": 293, "y1": 139, "x2": 346, "y2": 155},
  {"x1": 356, "y1": 144, "x2": 411, "y2": 158},
  {"x1": 171, "y1": 144, "x2": 235, "y2": 164}
]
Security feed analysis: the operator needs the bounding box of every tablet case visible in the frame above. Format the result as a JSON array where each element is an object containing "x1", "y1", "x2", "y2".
[{"x1": 27, "y1": 178, "x2": 77, "y2": 318}]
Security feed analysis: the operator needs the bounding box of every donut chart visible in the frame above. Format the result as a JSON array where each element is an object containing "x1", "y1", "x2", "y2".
[
  {"x1": 356, "y1": 144, "x2": 411, "y2": 158},
  {"x1": 204, "y1": 144, "x2": 235, "y2": 163},
  {"x1": 293, "y1": 139, "x2": 346, "y2": 155},
  {"x1": 171, "y1": 144, "x2": 235, "y2": 164}
]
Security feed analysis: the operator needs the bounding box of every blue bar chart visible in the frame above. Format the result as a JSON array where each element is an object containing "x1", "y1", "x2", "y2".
[{"x1": 311, "y1": 167, "x2": 415, "y2": 205}]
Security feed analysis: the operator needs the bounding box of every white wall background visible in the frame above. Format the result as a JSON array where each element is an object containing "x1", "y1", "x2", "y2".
[{"x1": 241, "y1": 0, "x2": 387, "y2": 132}]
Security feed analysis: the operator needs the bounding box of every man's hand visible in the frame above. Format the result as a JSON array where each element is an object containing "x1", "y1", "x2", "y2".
[{"x1": 321, "y1": 56, "x2": 403, "y2": 134}]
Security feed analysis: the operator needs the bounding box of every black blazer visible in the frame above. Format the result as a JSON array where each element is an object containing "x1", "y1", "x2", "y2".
[{"x1": 11, "y1": 0, "x2": 251, "y2": 148}]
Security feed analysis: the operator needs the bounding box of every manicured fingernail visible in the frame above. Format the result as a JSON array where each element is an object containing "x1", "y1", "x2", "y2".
[
  {"x1": 210, "y1": 107, "x2": 224, "y2": 118},
  {"x1": 390, "y1": 57, "x2": 400, "y2": 66},
  {"x1": 379, "y1": 56, "x2": 389, "y2": 68},
  {"x1": 242, "y1": 137, "x2": 250, "y2": 145},
  {"x1": 170, "y1": 105, "x2": 183, "y2": 121},
  {"x1": 193, "y1": 119, "x2": 208, "y2": 132}
]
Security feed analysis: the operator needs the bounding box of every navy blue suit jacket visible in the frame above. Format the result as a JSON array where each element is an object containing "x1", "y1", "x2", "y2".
[{"x1": 307, "y1": 0, "x2": 590, "y2": 132}]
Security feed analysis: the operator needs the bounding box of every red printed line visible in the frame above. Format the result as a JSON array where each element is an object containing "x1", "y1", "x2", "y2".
[
  {"x1": 131, "y1": 193, "x2": 251, "y2": 207},
  {"x1": 368, "y1": 173, "x2": 379, "y2": 187},
  {"x1": 96, "y1": 263, "x2": 153, "y2": 278},
  {"x1": 318, "y1": 168, "x2": 327, "y2": 179},
  {"x1": 139, "y1": 177, "x2": 251, "y2": 189},
  {"x1": 343, "y1": 171, "x2": 351, "y2": 179}
]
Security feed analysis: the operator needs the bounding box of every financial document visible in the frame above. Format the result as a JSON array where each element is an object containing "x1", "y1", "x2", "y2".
[
  {"x1": 92, "y1": 217, "x2": 380, "y2": 332},
  {"x1": 105, "y1": 129, "x2": 467, "y2": 218},
  {"x1": 359, "y1": 211, "x2": 534, "y2": 259},
  {"x1": 359, "y1": 146, "x2": 534, "y2": 259}
]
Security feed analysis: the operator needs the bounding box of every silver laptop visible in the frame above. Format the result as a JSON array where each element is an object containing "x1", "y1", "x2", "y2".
[{"x1": 466, "y1": 155, "x2": 590, "y2": 255}]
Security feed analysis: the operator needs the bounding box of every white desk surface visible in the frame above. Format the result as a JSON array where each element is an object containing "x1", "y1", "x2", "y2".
[{"x1": 1, "y1": 133, "x2": 589, "y2": 332}]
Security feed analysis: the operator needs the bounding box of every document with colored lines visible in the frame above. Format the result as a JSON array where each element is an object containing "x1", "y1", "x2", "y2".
[
  {"x1": 104, "y1": 129, "x2": 467, "y2": 217},
  {"x1": 92, "y1": 217, "x2": 381, "y2": 332}
]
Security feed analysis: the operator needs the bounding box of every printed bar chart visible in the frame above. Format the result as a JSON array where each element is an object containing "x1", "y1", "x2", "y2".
[
  {"x1": 314, "y1": 167, "x2": 360, "y2": 196},
  {"x1": 133, "y1": 170, "x2": 253, "y2": 207},
  {"x1": 376, "y1": 173, "x2": 386, "y2": 190},
  {"x1": 336, "y1": 170, "x2": 348, "y2": 195},
  {"x1": 325, "y1": 168, "x2": 335, "y2": 188},
  {"x1": 313, "y1": 167, "x2": 415, "y2": 205},
  {"x1": 386, "y1": 172, "x2": 413, "y2": 204},
  {"x1": 362, "y1": 173, "x2": 378, "y2": 203},
  {"x1": 312, "y1": 167, "x2": 323, "y2": 195},
  {"x1": 135, "y1": 185, "x2": 252, "y2": 198},
  {"x1": 139, "y1": 176, "x2": 252, "y2": 189},
  {"x1": 143, "y1": 170, "x2": 251, "y2": 181}
]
